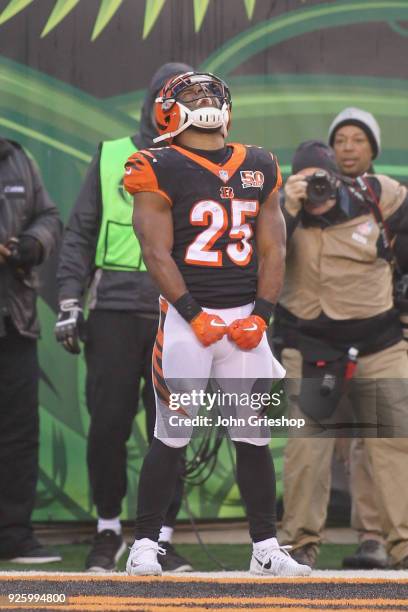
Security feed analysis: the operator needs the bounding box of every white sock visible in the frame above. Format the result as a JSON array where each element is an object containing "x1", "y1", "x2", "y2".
[
  {"x1": 159, "y1": 526, "x2": 174, "y2": 543},
  {"x1": 97, "y1": 516, "x2": 121, "y2": 535},
  {"x1": 253, "y1": 537, "x2": 278, "y2": 550}
]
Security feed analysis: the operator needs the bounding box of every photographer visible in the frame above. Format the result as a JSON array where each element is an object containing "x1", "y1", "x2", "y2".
[
  {"x1": 274, "y1": 140, "x2": 408, "y2": 569},
  {"x1": 0, "y1": 137, "x2": 61, "y2": 562},
  {"x1": 329, "y1": 107, "x2": 408, "y2": 570}
]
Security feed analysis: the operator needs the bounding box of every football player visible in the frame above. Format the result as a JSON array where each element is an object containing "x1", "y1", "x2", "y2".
[{"x1": 123, "y1": 72, "x2": 311, "y2": 577}]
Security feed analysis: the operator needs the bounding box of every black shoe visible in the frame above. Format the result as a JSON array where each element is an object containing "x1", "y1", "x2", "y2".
[
  {"x1": 158, "y1": 542, "x2": 193, "y2": 572},
  {"x1": 85, "y1": 530, "x2": 126, "y2": 572},
  {"x1": 1, "y1": 537, "x2": 62, "y2": 564},
  {"x1": 393, "y1": 555, "x2": 408, "y2": 569},
  {"x1": 342, "y1": 540, "x2": 389, "y2": 569},
  {"x1": 290, "y1": 543, "x2": 319, "y2": 569}
]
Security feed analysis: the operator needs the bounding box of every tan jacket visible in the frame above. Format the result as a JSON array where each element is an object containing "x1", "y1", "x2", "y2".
[{"x1": 280, "y1": 175, "x2": 407, "y2": 320}]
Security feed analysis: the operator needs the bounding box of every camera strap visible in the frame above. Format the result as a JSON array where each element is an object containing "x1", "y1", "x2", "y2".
[{"x1": 354, "y1": 176, "x2": 400, "y2": 272}]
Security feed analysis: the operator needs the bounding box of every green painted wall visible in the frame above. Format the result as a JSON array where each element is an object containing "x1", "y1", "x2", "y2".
[{"x1": 0, "y1": 0, "x2": 407, "y2": 520}]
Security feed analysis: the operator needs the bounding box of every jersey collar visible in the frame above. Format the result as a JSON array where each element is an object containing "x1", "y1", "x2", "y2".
[{"x1": 171, "y1": 143, "x2": 246, "y2": 183}]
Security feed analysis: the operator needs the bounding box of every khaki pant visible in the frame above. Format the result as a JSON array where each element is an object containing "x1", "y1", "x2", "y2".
[
  {"x1": 280, "y1": 341, "x2": 408, "y2": 563},
  {"x1": 350, "y1": 437, "x2": 383, "y2": 543}
]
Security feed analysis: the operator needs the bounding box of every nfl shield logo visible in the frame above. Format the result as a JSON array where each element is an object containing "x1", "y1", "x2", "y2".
[{"x1": 219, "y1": 170, "x2": 229, "y2": 183}]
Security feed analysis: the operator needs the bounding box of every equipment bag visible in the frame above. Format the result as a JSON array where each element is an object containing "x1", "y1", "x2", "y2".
[{"x1": 298, "y1": 335, "x2": 349, "y2": 420}]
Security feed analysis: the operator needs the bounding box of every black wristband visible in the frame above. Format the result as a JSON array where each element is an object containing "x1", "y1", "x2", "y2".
[
  {"x1": 173, "y1": 292, "x2": 202, "y2": 323},
  {"x1": 252, "y1": 298, "x2": 275, "y2": 325}
]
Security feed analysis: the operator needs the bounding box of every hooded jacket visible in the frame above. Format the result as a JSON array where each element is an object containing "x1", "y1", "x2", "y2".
[
  {"x1": 0, "y1": 138, "x2": 61, "y2": 338},
  {"x1": 57, "y1": 63, "x2": 192, "y2": 314}
]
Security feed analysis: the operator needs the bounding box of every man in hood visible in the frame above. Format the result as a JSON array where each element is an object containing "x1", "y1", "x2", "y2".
[
  {"x1": 55, "y1": 62, "x2": 193, "y2": 573},
  {"x1": 0, "y1": 138, "x2": 61, "y2": 564}
]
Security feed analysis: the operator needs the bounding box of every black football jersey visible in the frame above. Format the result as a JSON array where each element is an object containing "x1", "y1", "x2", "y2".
[{"x1": 124, "y1": 143, "x2": 282, "y2": 308}]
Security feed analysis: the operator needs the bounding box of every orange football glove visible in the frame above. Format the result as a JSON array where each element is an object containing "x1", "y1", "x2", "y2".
[
  {"x1": 228, "y1": 315, "x2": 267, "y2": 350},
  {"x1": 190, "y1": 312, "x2": 227, "y2": 347}
]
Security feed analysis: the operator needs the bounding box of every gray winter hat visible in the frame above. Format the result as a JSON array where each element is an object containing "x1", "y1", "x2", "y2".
[{"x1": 328, "y1": 107, "x2": 381, "y2": 159}]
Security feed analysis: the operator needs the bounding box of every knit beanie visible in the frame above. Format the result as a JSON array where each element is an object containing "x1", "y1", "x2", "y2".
[
  {"x1": 328, "y1": 107, "x2": 381, "y2": 159},
  {"x1": 292, "y1": 140, "x2": 338, "y2": 174}
]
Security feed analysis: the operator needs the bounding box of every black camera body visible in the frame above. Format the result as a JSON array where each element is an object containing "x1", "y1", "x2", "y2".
[{"x1": 305, "y1": 170, "x2": 337, "y2": 206}]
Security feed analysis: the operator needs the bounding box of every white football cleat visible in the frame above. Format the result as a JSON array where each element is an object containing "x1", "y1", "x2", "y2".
[
  {"x1": 250, "y1": 538, "x2": 312, "y2": 577},
  {"x1": 126, "y1": 538, "x2": 164, "y2": 576}
]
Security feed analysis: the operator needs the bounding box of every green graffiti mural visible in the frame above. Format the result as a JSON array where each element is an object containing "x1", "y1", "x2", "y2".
[
  {"x1": 0, "y1": 0, "x2": 407, "y2": 521},
  {"x1": 201, "y1": 0, "x2": 408, "y2": 75},
  {"x1": 0, "y1": 0, "x2": 259, "y2": 39}
]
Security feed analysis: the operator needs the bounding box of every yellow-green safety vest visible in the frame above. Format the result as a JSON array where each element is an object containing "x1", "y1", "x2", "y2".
[{"x1": 95, "y1": 136, "x2": 146, "y2": 271}]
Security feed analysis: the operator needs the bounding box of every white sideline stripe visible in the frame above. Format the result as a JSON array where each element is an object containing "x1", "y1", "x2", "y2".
[{"x1": 1, "y1": 570, "x2": 408, "y2": 578}]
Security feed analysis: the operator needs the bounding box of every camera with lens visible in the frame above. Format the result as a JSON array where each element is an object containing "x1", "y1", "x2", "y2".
[{"x1": 305, "y1": 170, "x2": 337, "y2": 206}]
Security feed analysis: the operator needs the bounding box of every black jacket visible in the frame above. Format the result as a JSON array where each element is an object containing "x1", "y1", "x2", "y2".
[
  {"x1": 56, "y1": 62, "x2": 192, "y2": 315},
  {"x1": 0, "y1": 139, "x2": 62, "y2": 338}
]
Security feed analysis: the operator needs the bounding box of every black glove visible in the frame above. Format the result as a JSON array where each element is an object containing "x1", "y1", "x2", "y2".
[
  {"x1": 6, "y1": 236, "x2": 43, "y2": 276},
  {"x1": 54, "y1": 299, "x2": 85, "y2": 354}
]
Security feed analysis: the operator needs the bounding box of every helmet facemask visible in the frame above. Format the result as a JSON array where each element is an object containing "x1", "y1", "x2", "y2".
[{"x1": 153, "y1": 72, "x2": 231, "y2": 143}]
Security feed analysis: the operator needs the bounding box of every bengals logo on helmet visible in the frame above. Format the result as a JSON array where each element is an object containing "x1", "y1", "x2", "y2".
[{"x1": 154, "y1": 95, "x2": 183, "y2": 137}]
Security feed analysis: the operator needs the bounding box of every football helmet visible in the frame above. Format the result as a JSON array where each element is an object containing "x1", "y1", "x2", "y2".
[{"x1": 153, "y1": 72, "x2": 231, "y2": 143}]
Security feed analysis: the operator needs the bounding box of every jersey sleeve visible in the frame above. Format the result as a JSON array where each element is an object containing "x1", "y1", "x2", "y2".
[
  {"x1": 124, "y1": 151, "x2": 172, "y2": 205},
  {"x1": 259, "y1": 151, "x2": 283, "y2": 203}
]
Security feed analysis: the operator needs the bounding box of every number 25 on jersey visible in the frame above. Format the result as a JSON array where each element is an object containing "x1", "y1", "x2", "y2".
[{"x1": 185, "y1": 199, "x2": 258, "y2": 267}]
